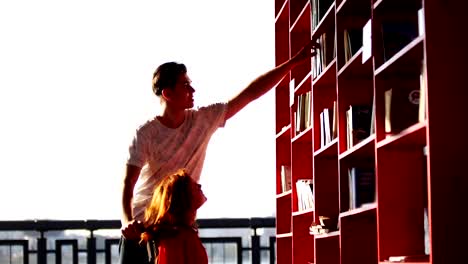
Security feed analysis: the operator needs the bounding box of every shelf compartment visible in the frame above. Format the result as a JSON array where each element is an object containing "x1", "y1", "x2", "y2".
[
  {"x1": 314, "y1": 155, "x2": 339, "y2": 227},
  {"x1": 315, "y1": 230, "x2": 340, "y2": 264},
  {"x1": 337, "y1": 76, "x2": 374, "y2": 154},
  {"x1": 290, "y1": 0, "x2": 309, "y2": 29},
  {"x1": 339, "y1": 156, "x2": 376, "y2": 214},
  {"x1": 275, "y1": 4, "x2": 290, "y2": 66},
  {"x1": 291, "y1": 135, "x2": 313, "y2": 213},
  {"x1": 275, "y1": 77, "x2": 291, "y2": 134},
  {"x1": 293, "y1": 209, "x2": 314, "y2": 236},
  {"x1": 276, "y1": 190, "x2": 292, "y2": 234},
  {"x1": 336, "y1": 0, "x2": 372, "y2": 70},
  {"x1": 313, "y1": 70, "x2": 337, "y2": 151},
  {"x1": 375, "y1": 36, "x2": 424, "y2": 77},
  {"x1": 290, "y1": 2, "x2": 312, "y2": 85},
  {"x1": 293, "y1": 231, "x2": 315, "y2": 264},
  {"x1": 340, "y1": 207, "x2": 378, "y2": 264},
  {"x1": 312, "y1": 2, "x2": 335, "y2": 38},
  {"x1": 276, "y1": 234, "x2": 292, "y2": 264},
  {"x1": 376, "y1": 145, "x2": 428, "y2": 261},
  {"x1": 292, "y1": 208, "x2": 315, "y2": 263}
]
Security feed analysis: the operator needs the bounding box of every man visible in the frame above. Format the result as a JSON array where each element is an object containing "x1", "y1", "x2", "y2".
[{"x1": 119, "y1": 40, "x2": 318, "y2": 263}]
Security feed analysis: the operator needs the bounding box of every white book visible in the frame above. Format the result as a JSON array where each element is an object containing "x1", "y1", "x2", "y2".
[{"x1": 362, "y1": 19, "x2": 372, "y2": 63}]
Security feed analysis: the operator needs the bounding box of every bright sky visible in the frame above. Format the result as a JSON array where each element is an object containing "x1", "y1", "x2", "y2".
[{"x1": 0, "y1": 0, "x2": 276, "y2": 220}]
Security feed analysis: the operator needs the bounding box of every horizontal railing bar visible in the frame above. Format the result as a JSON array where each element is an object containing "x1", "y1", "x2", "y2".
[{"x1": 0, "y1": 217, "x2": 275, "y2": 231}]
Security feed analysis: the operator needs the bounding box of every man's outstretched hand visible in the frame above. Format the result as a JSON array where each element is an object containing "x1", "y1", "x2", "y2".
[{"x1": 291, "y1": 39, "x2": 320, "y2": 65}]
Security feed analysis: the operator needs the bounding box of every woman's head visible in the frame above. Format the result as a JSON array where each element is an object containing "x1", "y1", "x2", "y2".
[{"x1": 144, "y1": 169, "x2": 206, "y2": 227}]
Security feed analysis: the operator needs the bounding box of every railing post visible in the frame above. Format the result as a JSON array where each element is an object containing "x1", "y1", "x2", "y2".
[
  {"x1": 87, "y1": 231, "x2": 96, "y2": 264},
  {"x1": 37, "y1": 231, "x2": 47, "y2": 264},
  {"x1": 251, "y1": 228, "x2": 260, "y2": 264}
]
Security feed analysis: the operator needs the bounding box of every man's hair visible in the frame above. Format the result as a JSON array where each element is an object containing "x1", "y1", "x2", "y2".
[{"x1": 152, "y1": 62, "x2": 187, "y2": 96}]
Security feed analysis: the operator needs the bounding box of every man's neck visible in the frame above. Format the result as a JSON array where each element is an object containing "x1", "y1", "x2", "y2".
[{"x1": 157, "y1": 106, "x2": 186, "y2": 128}]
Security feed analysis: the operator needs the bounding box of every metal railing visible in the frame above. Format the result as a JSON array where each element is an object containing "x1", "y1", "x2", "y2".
[{"x1": 0, "y1": 217, "x2": 276, "y2": 264}]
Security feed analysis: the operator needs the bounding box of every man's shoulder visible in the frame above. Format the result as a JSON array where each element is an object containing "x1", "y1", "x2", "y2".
[{"x1": 135, "y1": 117, "x2": 159, "y2": 134}]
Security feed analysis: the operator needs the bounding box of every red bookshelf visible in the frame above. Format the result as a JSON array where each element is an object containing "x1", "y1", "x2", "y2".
[{"x1": 274, "y1": 0, "x2": 467, "y2": 263}]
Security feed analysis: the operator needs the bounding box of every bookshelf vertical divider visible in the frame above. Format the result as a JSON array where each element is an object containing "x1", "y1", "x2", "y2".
[{"x1": 273, "y1": 0, "x2": 467, "y2": 263}]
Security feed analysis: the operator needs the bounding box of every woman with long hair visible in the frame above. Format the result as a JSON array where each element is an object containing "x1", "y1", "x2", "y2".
[{"x1": 122, "y1": 169, "x2": 208, "y2": 264}]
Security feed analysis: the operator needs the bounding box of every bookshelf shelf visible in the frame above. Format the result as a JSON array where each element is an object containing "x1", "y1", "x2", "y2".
[
  {"x1": 314, "y1": 138, "x2": 338, "y2": 158},
  {"x1": 294, "y1": 71, "x2": 312, "y2": 94},
  {"x1": 292, "y1": 208, "x2": 314, "y2": 217},
  {"x1": 276, "y1": 124, "x2": 291, "y2": 140},
  {"x1": 277, "y1": 190, "x2": 292, "y2": 199},
  {"x1": 277, "y1": 232, "x2": 293, "y2": 238},
  {"x1": 338, "y1": 134, "x2": 375, "y2": 160},
  {"x1": 340, "y1": 203, "x2": 376, "y2": 218},
  {"x1": 292, "y1": 126, "x2": 312, "y2": 143},
  {"x1": 379, "y1": 261, "x2": 430, "y2": 264},
  {"x1": 274, "y1": 0, "x2": 466, "y2": 262},
  {"x1": 376, "y1": 121, "x2": 426, "y2": 149},
  {"x1": 315, "y1": 230, "x2": 340, "y2": 239},
  {"x1": 312, "y1": 58, "x2": 336, "y2": 86},
  {"x1": 338, "y1": 48, "x2": 373, "y2": 79}
]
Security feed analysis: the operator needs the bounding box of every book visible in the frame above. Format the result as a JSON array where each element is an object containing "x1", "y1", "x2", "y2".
[
  {"x1": 347, "y1": 105, "x2": 372, "y2": 147},
  {"x1": 320, "y1": 111, "x2": 325, "y2": 147},
  {"x1": 324, "y1": 108, "x2": 332, "y2": 144},
  {"x1": 419, "y1": 65, "x2": 427, "y2": 122},
  {"x1": 362, "y1": 19, "x2": 372, "y2": 63},
  {"x1": 280, "y1": 165, "x2": 292, "y2": 192},
  {"x1": 296, "y1": 179, "x2": 314, "y2": 211},
  {"x1": 332, "y1": 101, "x2": 337, "y2": 139},
  {"x1": 349, "y1": 167, "x2": 376, "y2": 209},
  {"x1": 384, "y1": 84, "x2": 420, "y2": 134}
]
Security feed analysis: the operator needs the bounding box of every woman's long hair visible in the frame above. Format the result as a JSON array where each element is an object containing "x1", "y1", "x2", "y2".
[{"x1": 144, "y1": 169, "x2": 194, "y2": 229}]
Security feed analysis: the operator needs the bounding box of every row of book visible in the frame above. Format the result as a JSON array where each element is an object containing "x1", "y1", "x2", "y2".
[
  {"x1": 319, "y1": 101, "x2": 337, "y2": 148},
  {"x1": 348, "y1": 167, "x2": 375, "y2": 210},
  {"x1": 294, "y1": 91, "x2": 312, "y2": 134},
  {"x1": 296, "y1": 179, "x2": 314, "y2": 211}
]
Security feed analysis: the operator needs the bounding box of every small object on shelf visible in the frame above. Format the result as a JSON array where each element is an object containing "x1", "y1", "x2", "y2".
[
  {"x1": 309, "y1": 221, "x2": 329, "y2": 235},
  {"x1": 387, "y1": 254, "x2": 429, "y2": 262},
  {"x1": 319, "y1": 215, "x2": 339, "y2": 231}
]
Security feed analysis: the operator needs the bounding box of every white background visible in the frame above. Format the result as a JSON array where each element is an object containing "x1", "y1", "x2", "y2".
[{"x1": 0, "y1": 0, "x2": 277, "y2": 220}]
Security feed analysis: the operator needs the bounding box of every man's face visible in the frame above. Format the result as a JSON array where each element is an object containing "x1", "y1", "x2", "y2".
[{"x1": 167, "y1": 73, "x2": 195, "y2": 109}]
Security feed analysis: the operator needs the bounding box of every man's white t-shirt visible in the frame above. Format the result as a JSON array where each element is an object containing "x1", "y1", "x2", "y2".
[{"x1": 127, "y1": 103, "x2": 227, "y2": 220}]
